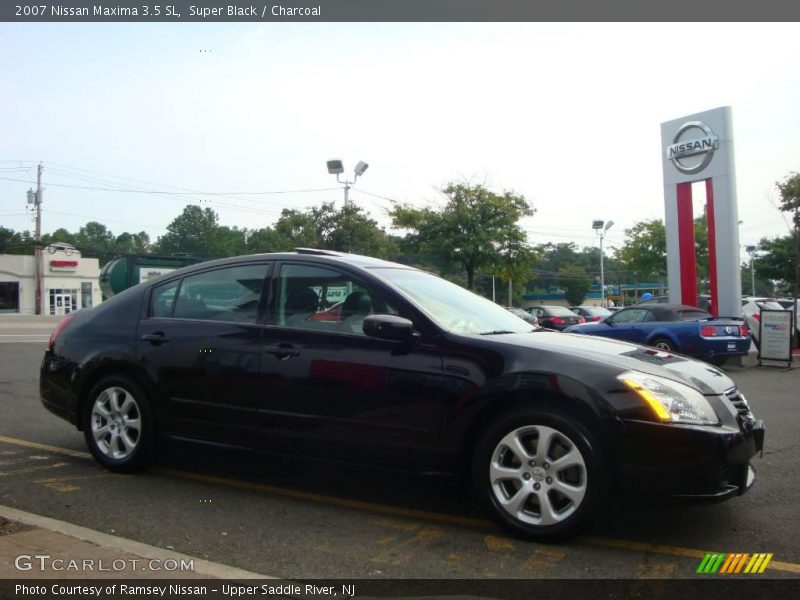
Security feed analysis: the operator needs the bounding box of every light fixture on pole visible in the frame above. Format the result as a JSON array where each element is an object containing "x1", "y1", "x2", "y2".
[
  {"x1": 326, "y1": 159, "x2": 369, "y2": 209},
  {"x1": 593, "y1": 219, "x2": 614, "y2": 307},
  {"x1": 745, "y1": 244, "x2": 757, "y2": 296}
]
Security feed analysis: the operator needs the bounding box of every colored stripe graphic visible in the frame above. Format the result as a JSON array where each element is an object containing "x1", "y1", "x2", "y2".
[
  {"x1": 699, "y1": 553, "x2": 774, "y2": 574},
  {"x1": 720, "y1": 553, "x2": 737, "y2": 573}
]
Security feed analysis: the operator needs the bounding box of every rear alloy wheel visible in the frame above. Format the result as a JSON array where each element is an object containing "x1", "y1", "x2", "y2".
[
  {"x1": 651, "y1": 337, "x2": 675, "y2": 352},
  {"x1": 473, "y1": 408, "x2": 606, "y2": 541},
  {"x1": 83, "y1": 375, "x2": 155, "y2": 472}
]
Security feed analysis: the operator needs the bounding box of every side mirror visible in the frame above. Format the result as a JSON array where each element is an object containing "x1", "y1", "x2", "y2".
[{"x1": 363, "y1": 314, "x2": 417, "y2": 343}]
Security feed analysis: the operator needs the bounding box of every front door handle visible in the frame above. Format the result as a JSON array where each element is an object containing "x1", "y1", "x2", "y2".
[
  {"x1": 263, "y1": 344, "x2": 300, "y2": 359},
  {"x1": 141, "y1": 332, "x2": 170, "y2": 345}
]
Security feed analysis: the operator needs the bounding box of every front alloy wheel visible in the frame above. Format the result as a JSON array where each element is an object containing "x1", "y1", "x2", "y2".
[
  {"x1": 490, "y1": 425, "x2": 587, "y2": 526},
  {"x1": 474, "y1": 408, "x2": 606, "y2": 541}
]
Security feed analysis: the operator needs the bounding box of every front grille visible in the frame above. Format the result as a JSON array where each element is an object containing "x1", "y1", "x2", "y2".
[{"x1": 724, "y1": 387, "x2": 754, "y2": 424}]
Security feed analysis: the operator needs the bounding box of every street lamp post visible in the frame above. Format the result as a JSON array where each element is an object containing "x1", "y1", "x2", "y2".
[
  {"x1": 592, "y1": 219, "x2": 614, "y2": 307},
  {"x1": 326, "y1": 159, "x2": 369, "y2": 209},
  {"x1": 745, "y1": 245, "x2": 757, "y2": 296}
]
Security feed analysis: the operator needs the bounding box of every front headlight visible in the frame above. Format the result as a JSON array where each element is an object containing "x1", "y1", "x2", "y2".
[{"x1": 618, "y1": 371, "x2": 719, "y2": 425}]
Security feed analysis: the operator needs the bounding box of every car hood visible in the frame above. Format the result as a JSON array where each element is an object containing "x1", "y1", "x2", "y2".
[{"x1": 486, "y1": 330, "x2": 735, "y2": 395}]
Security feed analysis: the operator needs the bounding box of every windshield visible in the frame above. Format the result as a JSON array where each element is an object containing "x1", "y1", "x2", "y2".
[{"x1": 373, "y1": 268, "x2": 534, "y2": 335}]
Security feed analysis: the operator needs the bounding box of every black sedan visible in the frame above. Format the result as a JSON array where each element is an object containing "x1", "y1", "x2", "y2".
[
  {"x1": 41, "y1": 250, "x2": 764, "y2": 541},
  {"x1": 527, "y1": 305, "x2": 585, "y2": 330}
]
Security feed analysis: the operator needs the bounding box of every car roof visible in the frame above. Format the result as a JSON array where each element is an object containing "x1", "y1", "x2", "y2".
[
  {"x1": 625, "y1": 303, "x2": 708, "y2": 313},
  {"x1": 139, "y1": 249, "x2": 416, "y2": 286}
]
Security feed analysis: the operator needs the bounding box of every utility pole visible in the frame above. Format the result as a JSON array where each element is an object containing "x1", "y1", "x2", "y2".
[{"x1": 34, "y1": 163, "x2": 43, "y2": 315}]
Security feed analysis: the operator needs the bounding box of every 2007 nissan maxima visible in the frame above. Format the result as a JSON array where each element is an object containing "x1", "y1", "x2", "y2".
[{"x1": 40, "y1": 249, "x2": 765, "y2": 540}]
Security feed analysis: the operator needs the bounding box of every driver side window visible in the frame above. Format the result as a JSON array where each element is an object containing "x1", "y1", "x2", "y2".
[{"x1": 275, "y1": 264, "x2": 397, "y2": 335}]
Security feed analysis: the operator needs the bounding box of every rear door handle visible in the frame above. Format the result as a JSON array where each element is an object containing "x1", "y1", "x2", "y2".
[
  {"x1": 141, "y1": 332, "x2": 170, "y2": 345},
  {"x1": 263, "y1": 344, "x2": 300, "y2": 359}
]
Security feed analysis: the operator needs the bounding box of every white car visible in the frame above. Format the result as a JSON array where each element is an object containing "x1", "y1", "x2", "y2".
[
  {"x1": 741, "y1": 297, "x2": 787, "y2": 346},
  {"x1": 776, "y1": 298, "x2": 800, "y2": 340}
]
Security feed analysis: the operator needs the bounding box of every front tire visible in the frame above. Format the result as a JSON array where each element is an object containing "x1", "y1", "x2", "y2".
[
  {"x1": 83, "y1": 375, "x2": 155, "y2": 472},
  {"x1": 472, "y1": 407, "x2": 607, "y2": 541}
]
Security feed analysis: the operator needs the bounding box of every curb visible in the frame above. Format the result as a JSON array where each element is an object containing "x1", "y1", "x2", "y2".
[{"x1": 0, "y1": 505, "x2": 271, "y2": 580}]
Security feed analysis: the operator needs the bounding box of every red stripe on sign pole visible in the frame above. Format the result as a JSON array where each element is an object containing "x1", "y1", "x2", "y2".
[
  {"x1": 706, "y1": 179, "x2": 718, "y2": 316},
  {"x1": 677, "y1": 182, "x2": 697, "y2": 306}
]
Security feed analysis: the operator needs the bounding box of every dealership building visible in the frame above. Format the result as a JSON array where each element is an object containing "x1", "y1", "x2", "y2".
[{"x1": 0, "y1": 243, "x2": 102, "y2": 315}]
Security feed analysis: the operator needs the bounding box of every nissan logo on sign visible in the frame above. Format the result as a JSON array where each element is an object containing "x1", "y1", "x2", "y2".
[{"x1": 667, "y1": 121, "x2": 719, "y2": 175}]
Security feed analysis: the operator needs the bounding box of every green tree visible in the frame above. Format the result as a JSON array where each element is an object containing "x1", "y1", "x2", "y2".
[
  {"x1": 247, "y1": 226, "x2": 293, "y2": 254},
  {"x1": 74, "y1": 222, "x2": 115, "y2": 262},
  {"x1": 114, "y1": 231, "x2": 151, "y2": 255},
  {"x1": 614, "y1": 219, "x2": 667, "y2": 282},
  {"x1": 44, "y1": 227, "x2": 77, "y2": 247},
  {"x1": 753, "y1": 235, "x2": 794, "y2": 295},
  {"x1": 390, "y1": 183, "x2": 534, "y2": 289},
  {"x1": 156, "y1": 206, "x2": 221, "y2": 256},
  {"x1": 0, "y1": 227, "x2": 36, "y2": 254},
  {"x1": 249, "y1": 202, "x2": 397, "y2": 258},
  {"x1": 776, "y1": 172, "x2": 800, "y2": 295},
  {"x1": 558, "y1": 265, "x2": 592, "y2": 306}
]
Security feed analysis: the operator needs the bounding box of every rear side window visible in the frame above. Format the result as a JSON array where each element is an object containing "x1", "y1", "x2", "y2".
[{"x1": 173, "y1": 264, "x2": 270, "y2": 324}]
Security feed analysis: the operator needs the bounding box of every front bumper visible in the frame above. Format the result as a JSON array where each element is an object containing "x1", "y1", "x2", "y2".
[{"x1": 615, "y1": 417, "x2": 765, "y2": 503}]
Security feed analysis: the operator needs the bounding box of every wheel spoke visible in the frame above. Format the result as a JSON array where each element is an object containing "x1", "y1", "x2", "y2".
[
  {"x1": 552, "y1": 479, "x2": 587, "y2": 505},
  {"x1": 120, "y1": 431, "x2": 137, "y2": 453},
  {"x1": 119, "y1": 394, "x2": 134, "y2": 416},
  {"x1": 110, "y1": 389, "x2": 123, "y2": 413},
  {"x1": 94, "y1": 397, "x2": 111, "y2": 417},
  {"x1": 498, "y1": 430, "x2": 531, "y2": 463},
  {"x1": 536, "y1": 490, "x2": 559, "y2": 525},
  {"x1": 550, "y1": 446, "x2": 582, "y2": 470},
  {"x1": 534, "y1": 427, "x2": 556, "y2": 463},
  {"x1": 490, "y1": 461, "x2": 521, "y2": 483},
  {"x1": 123, "y1": 417, "x2": 141, "y2": 432},
  {"x1": 93, "y1": 424, "x2": 110, "y2": 442},
  {"x1": 500, "y1": 486, "x2": 530, "y2": 517}
]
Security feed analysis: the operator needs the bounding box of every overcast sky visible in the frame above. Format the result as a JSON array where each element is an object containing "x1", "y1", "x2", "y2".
[{"x1": 1, "y1": 22, "x2": 799, "y2": 253}]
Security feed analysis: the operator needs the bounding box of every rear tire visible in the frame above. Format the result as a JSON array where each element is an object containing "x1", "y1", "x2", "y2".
[
  {"x1": 82, "y1": 375, "x2": 156, "y2": 472},
  {"x1": 651, "y1": 337, "x2": 675, "y2": 352},
  {"x1": 472, "y1": 406, "x2": 608, "y2": 541}
]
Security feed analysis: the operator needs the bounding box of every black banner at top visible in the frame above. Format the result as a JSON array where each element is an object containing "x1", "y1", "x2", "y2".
[{"x1": 2, "y1": 0, "x2": 800, "y2": 22}]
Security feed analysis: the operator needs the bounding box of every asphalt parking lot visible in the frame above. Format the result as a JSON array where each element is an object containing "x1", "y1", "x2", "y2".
[{"x1": 1, "y1": 335, "x2": 799, "y2": 581}]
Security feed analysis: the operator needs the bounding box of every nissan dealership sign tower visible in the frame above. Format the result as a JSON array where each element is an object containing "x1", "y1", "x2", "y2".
[{"x1": 661, "y1": 106, "x2": 742, "y2": 318}]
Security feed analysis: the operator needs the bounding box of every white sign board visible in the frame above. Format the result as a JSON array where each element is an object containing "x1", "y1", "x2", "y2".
[
  {"x1": 759, "y1": 310, "x2": 793, "y2": 363},
  {"x1": 139, "y1": 267, "x2": 176, "y2": 283}
]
